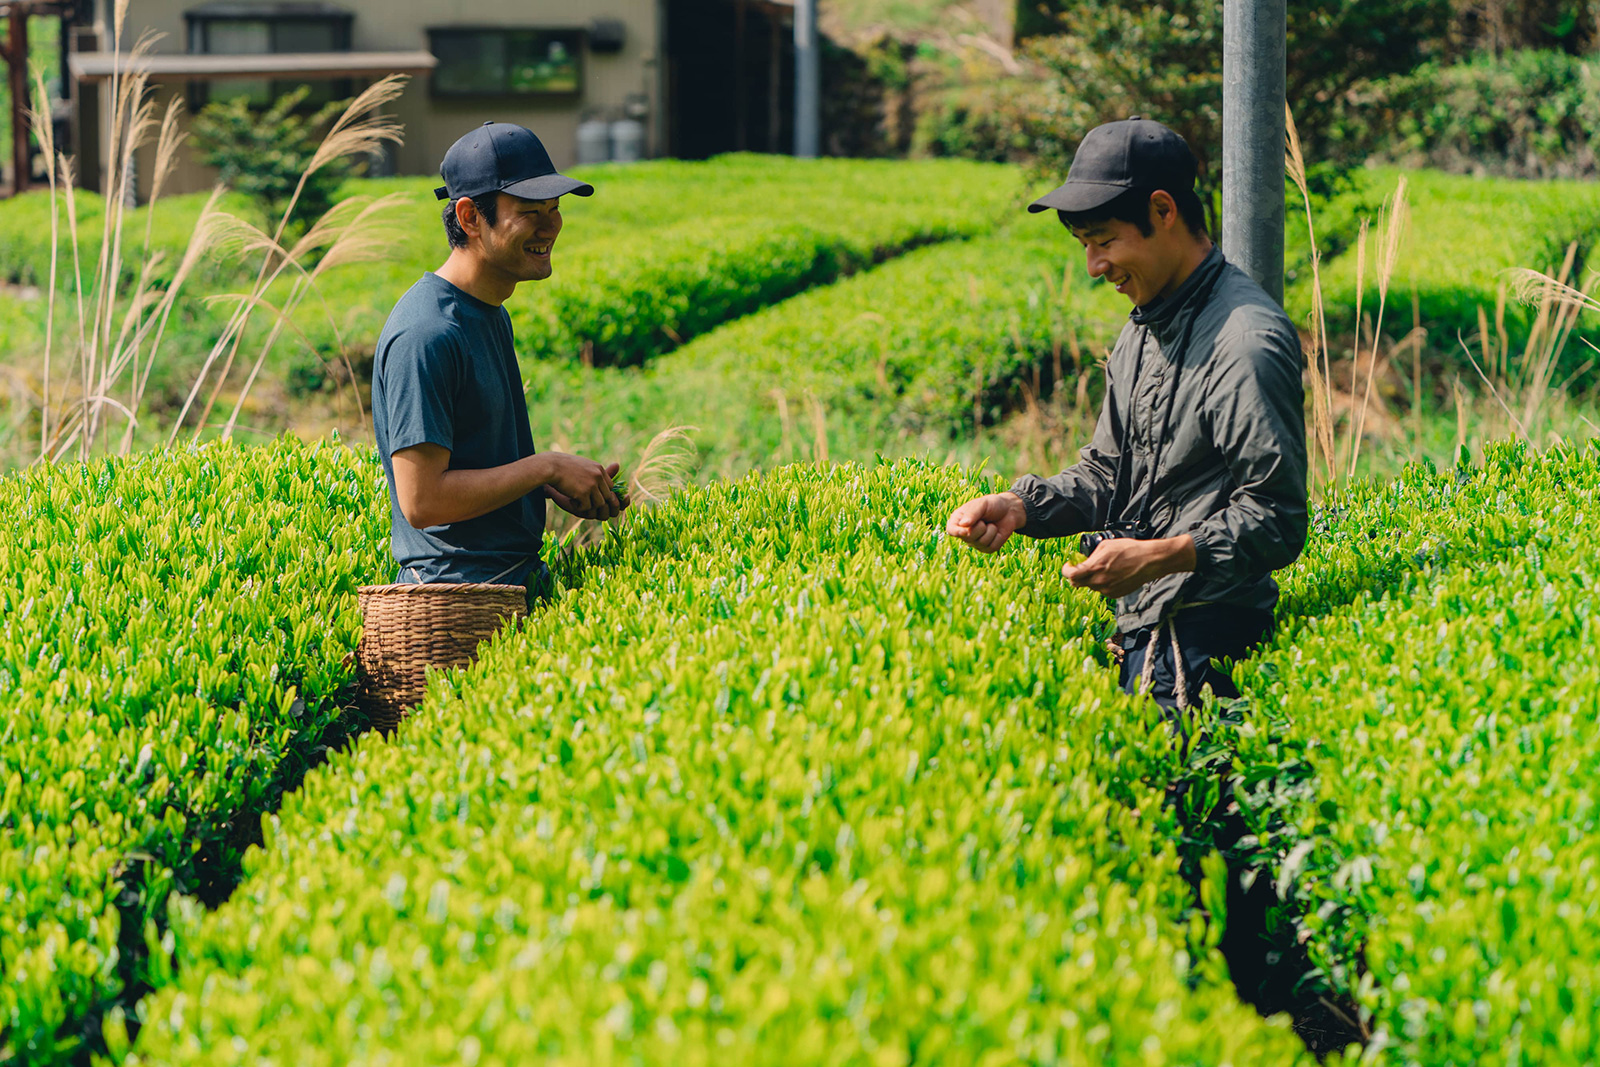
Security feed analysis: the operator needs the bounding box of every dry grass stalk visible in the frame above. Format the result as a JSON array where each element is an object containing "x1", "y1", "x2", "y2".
[
  {"x1": 1346, "y1": 179, "x2": 1410, "y2": 479},
  {"x1": 1284, "y1": 104, "x2": 1336, "y2": 484},
  {"x1": 627, "y1": 425, "x2": 698, "y2": 505},
  {"x1": 769, "y1": 387, "x2": 795, "y2": 462},
  {"x1": 1410, "y1": 291, "x2": 1425, "y2": 459},
  {"x1": 1350, "y1": 221, "x2": 1368, "y2": 418},
  {"x1": 1327, "y1": 221, "x2": 1373, "y2": 480},
  {"x1": 27, "y1": 13, "x2": 408, "y2": 462},
  {"x1": 87, "y1": 30, "x2": 161, "y2": 447},
  {"x1": 1460, "y1": 255, "x2": 1600, "y2": 446},
  {"x1": 547, "y1": 425, "x2": 699, "y2": 555},
  {"x1": 26, "y1": 69, "x2": 60, "y2": 458},
  {"x1": 1286, "y1": 108, "x2": 1418, "y2": 487},
  {"x1": 805, "y1": 390, "x2": 830, "y2": 463},
  {"x1": 173, "y1": 80, "x2": 407, "y2": 442},
  {"x1": 27, "y1": 18, "x2": 220, "y2": 461},
  {"x1": 217, "y1": 192, "x2": 410, "y2": 439},
  {"x1": 121, "y1": 94, "x2": 187, "y2": 446}
]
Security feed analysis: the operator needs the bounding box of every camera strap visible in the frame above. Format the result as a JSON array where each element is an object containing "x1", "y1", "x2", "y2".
[{"x1": 1109, "y1": 259, "x2": 1222, "y2": 533}]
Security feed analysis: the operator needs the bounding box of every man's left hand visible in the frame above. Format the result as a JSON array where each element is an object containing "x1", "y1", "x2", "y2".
[{"x1": 1063, "y1": 535, "x2": 1197, "y2": 599}]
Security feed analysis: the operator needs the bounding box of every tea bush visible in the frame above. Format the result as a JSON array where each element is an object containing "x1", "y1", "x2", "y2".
[
  {"x1": 0, "y1": 157, "x2": 1023, "y2": 375},
  {"x1": 7, "y1": 430, "x2": 1598, "y2": 1063},
  {"x1": 1200, "y1": 442, "x2": 1600, "y2": 1061},
  {"x1": 0, "y1": 438, "x2": 388, "y2": 1064},
  {"x1": 1284, "y1": 167, "x2": 1600, "y2": 382},
  {"x1": 129, "y1": 460, "x2": 1312, "y2": 1065},
  {"x1": 523, "y1": 227, "x2": 1129, "y2": 481}
]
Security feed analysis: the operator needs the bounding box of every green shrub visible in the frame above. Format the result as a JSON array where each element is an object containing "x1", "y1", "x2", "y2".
[
  {"x1": 3, "y1": 159, "x2": 1026, "y2": 390},
  {"x1": 522, "y1": 227, "x2": 1128, "y2": 481},
  {"x1": 221, "y1": 158, "x2": 1026, "y2": 375},
  {"x1": 956, "y1": 0, "x2": 1450, "y2": 180},
  {"x1": 501, "y1": 157, "x2": 1023, "y2": 365},
  {"x1": 0, "y1": 187, "x2": 264, "y2": 289},
  {"x1": 190, "y1": 86, "x2": 353, "y2": 232},
  {"x1": 0, "y1": 438, "x2": 387, "y2": 1064},
  {"x1": 129, "y1": 460, "x2": 1313, "y2": 1066},
  {"x1": 1366, "y1": 50, "x2": 1600, "y2": 178},
  {"x1": 1, "y1": 158, "x2": 1026, "y2": 457},
  {"x1": 1285, "y1": 167, "x2": 1600, "y2": 383},
  {"x1": 1204, "y1": 442, "x2": 1600, "y2": 1060},
  {"x1": 913, "y1": 76, "x2": 1088, "y2": 170}
]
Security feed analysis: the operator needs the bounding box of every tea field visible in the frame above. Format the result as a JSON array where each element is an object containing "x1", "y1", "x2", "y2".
[
  {"x1": 1, "y1": 437, "x2": 1596, "y2": 1064},
  {"x1": 0, "y1": 156, "x2": 1036, "y2": 400},
  {"x1": 7, "y1": 156, "x2": 1600, "y2": 465},
  {"x1": 3, "y1": 155, "x2": 1600, "y2": 1063}
]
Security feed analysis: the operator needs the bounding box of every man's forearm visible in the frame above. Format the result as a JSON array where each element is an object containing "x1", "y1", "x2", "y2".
[
  {"x1": 1150, "y1": 533, "x2": 1197, "y2": 576},
  {"x1": 1008, "y1": 471, "x2": 1109, "y2": 539},
  {"x1": 1060, "y1": 533, "x2": 1196, "y2": 598},
  {"x1": 408, "y1": 454, "x2": 553, "y2": 528}
]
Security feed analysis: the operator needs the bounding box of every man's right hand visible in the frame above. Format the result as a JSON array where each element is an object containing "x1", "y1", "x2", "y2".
[
  {"x1": 544, "y1": 454, "x2": 627, "y2": 520},
  {"x1": 945, "y1": 492, "x2": 1027, "y2": 552}
]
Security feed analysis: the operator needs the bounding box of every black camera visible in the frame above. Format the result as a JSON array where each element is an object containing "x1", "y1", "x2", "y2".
[{"x1": 1078, "y1": 520, "x2": 1151, "y2": 557}]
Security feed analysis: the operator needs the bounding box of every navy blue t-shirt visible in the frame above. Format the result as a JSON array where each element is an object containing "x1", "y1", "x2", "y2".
[{"x1": 371, "y1": 272, "x2": 544, "y2": 586}]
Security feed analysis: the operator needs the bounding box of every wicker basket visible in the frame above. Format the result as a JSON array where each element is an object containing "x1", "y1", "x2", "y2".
[{"x1": 355, "y1": 582, "x2": 528, "y2": 731}]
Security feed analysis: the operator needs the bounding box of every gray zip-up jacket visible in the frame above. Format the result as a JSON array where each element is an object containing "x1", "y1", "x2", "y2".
[{"x1": 1010, "y1": 246, "x2": 1307, "y2": 632}]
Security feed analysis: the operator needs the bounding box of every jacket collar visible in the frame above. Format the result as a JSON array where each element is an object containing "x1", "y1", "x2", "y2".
[{"x1": 1128, "y1": 244, "x2": 1226, "y2": 345}]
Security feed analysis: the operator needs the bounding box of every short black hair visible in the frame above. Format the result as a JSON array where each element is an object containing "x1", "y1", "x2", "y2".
[
  {"x1": 442, "y1": 193, "x2": 501, "y2": 249},
  {"x1": 1057, "y1": 186, "x2": 1207, "y2": 237}
]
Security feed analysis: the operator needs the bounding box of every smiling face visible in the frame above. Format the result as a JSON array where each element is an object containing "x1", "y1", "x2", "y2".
[
  {"x1": 1068, "y1": 193, "x2": 1192, "y2": 308},
  {"x1": 477, "y1": 192, "x2": 563, "y2": 283}
]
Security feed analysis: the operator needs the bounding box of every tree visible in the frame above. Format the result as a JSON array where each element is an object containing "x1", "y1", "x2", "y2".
[
  {"x1": 191, "y1": 85, "x2": 353, "y2": 231},
  {"x1": 1014, "y1": 0, "x2": 1453, "y2": 180}
]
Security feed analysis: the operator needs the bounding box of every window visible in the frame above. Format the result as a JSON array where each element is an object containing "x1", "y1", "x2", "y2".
[
  {"x1": 185, "y1": 3, "x2": 354, "y2": 109},
  {"x1": 428, "y1": 28, "x2": 584, "y2": 99}
]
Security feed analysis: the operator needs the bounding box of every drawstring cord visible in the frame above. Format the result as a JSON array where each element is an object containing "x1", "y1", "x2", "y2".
[
  {"x1": 1137, "y1": 615, "x2": 1191, "y2": 709},
  {"x1": 404, "y1": 556, "x2": 530, "y2": 588}
]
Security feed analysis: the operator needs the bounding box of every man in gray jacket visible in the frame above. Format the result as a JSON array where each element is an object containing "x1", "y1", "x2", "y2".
[{"x1": 946, "y1": 117, "x2": 1307, "y2": 709}]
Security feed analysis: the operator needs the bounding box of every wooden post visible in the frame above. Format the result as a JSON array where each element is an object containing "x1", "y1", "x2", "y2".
[
  {"x1": 767, "y1": 12, "x2": 780, "y2": 153},
  {"x1": 5, "y1": 5, "x2": 31, "y2": 194},
  {"x1": 734, "y1": 0, "x2": 746, "y2": 151}
]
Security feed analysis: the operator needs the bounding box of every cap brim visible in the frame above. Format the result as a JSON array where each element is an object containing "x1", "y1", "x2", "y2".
[
  {"x1": 1026, "y1": 180, "x2": 1128, "y2": 214},
  {"x1": 501, "y1": 173, "x2": 595, "y2": 200}
]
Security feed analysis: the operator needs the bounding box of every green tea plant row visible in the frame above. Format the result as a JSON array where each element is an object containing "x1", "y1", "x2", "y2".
[
  {"x1": 9, "y1": 434, "x2": 1585, "y2": 1062},
  {"x1": 523, "y1": 228, "x2": 1128, "y2": 482},
  {"x1": 0, "y1": 157, "x2": 1025, "y2": 395},
  {"x1": 1202, "y1": 442, "x2": 1600, "y2": 1064},
  {"x1": 1285, "y1": 167, "x2": 1600, "y2": 380},
  {"x1": 344, "y1": 157, "x2": 1026, "y2": 368},
  {"x1": 0, "y1": 439, "x2": 389, "y2": 1064},
  {"x1": 128, "y1": 461, "x2": 1311, "y2": 1066},
  {"x1": 0, "y1": 188, "x2": 264, "y2": 291}
]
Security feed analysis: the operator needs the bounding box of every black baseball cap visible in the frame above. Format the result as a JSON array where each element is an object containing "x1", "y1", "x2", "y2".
[
  {"x1": 1027, "y1": 117, "x2": 1196, "y2": 214},
  {"x1": 434, "y1": 121, "x2": 595, "y2": 202}
]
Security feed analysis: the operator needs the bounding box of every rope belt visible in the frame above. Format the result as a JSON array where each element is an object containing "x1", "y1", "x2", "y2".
[
  {"x1": 1137, "y1": 616, "x2": 1191, "y2": 709},
  {"x1": 404, "y1": 556, "x2": 530, "y2": 588}
]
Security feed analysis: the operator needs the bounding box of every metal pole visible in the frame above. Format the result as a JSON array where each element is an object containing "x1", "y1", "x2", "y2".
[
  {"x1": 1221, "y1": 0, "x2": 1285, "y2": 305},
  {"x1": 793, "y1": 0, "x2": 818, "y2": 158}
]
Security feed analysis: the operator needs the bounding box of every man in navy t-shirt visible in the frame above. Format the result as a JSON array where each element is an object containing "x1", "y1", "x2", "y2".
[{"x1": 372, "y1": 123, "x2": 627, "y2": 594}]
